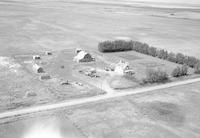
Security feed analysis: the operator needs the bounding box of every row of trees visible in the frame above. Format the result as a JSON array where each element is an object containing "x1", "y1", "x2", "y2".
[
  {"x1": 98, "y1": 40, "x2": 133, "y2": 52},
  {"x1": 98, "y1": 40, "x2": 200, "y2": 69},
  {"x1": 131, "y1": 41, "x2": 200, "y2": 68},
  {"x1": 144, "y1": 65, "x2": 188, "y2": 84}
]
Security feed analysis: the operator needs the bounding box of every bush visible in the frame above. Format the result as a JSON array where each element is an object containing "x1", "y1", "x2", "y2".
[
  {"x1": 167, "y1": 52, "x2": 177, "y2": 63},
  {"x1": 171, "y1": 65, "x2": 188, "y2": 77},
  {"x1": 194, "y1": 62, "x2": 200, "y2": 74},
  {"x1": 148, "y1": 47, "x2": 157, "y2": 57},
  {"x1": 176, "y1": 53, "x2": 185, "y2": 64},
  {"x1": 185, "y1": 56, "x2": 199, "y2": 68},
  {"x1": 144, "y1": 69, "x2": 169, "y2": 83},
  {"x1": 157, "y1": 49, "x2": 168, "y2": 60},
  {"x1": 98, "y1": 40, "x2": 133, "y2": 52}
]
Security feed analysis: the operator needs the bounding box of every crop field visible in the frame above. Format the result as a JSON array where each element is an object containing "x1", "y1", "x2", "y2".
[
  {"x1": 55, "y1": 81, "x2": 200, "y2": 138},
  {"x1": 1, "y1": 81, "x2": 200, "y2": 138},
  {"x1": 0, "y1": 1, "x2": 200, "y2": 57}
]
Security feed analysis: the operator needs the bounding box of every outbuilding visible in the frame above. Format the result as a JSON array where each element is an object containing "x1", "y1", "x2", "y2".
[
  {"x1": 40, "y1": 74, "x2": 51, "y2": 80},
  {"x1": 45, "y1": 51, "x2": 52, "y2": 55},
  {"x1": 74, "y1": 51, "x2": 94, "y2": 62},
  {"x1": 75, "y1": 48, "x2": 83, "y2": 54},
  {"x1": 32, "y1": 64, "x2": 44, "y2": 73},
  {"x1": 33, "y1": 55, "x2": 41, "y2": 60}
]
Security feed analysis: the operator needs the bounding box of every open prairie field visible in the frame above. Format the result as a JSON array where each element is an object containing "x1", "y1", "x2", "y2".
[
  {"x1": 0, "y1": 0, "x2": 200, "y2": 57},
  {"x1": 1, "y1": 81, "x2": 200, "y2": 138}
]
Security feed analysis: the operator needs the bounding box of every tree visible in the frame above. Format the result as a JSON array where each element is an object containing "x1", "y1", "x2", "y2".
[
  {"x1": 98, "y1": 40, "x2": 133, "y2": 52},
  {"x1": 176, "y1": 53, "x2": 185, "y2": 64},
  {"x1": 186, "y1": 56, "x2": 199, "y2": 68},
  {"x1": 171, "y1": 66, "x2": 181, "y2": 77},
  {"x1": 167, "y1": 52, "x2": 177, "y2": 63},
  {"x1": 144, "y1": 69, "x2": 169, "y2": 83},
  {"x1": 157, "y1": 49, "x2": 168, "y2": 60},
  {"x1": 171, "y1": 65, "x2": 188, "y2": 77},
  {"x1": 194, "y1": 62, "x2": 200, "y2": 74},
  {"x1": 148, "y1": 47, "x2": 157, "y2": 57},
  {"x1": 181, "y1": 64, "x2": 188, "y2": 76}
]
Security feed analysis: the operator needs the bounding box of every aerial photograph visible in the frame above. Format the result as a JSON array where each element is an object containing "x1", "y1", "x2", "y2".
[{"x1": 0, "y1": 0, "x2": 200, "y2": 137}]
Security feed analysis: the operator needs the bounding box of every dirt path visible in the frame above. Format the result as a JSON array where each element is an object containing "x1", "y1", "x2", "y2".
[{"x1": 1, "y1": 77, "x2": 200, "y2": 119}]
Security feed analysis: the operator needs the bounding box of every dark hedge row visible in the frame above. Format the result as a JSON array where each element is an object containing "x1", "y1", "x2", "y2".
[
  {"x1": 98, "y1": 40, "x2": 200, "y2": 69},
  {"x1": 131, "y1": 41, "x2": 200, "y2": 68},
  {"x1": 98, "y1": 40, "x2": 133, "y2": 52}
]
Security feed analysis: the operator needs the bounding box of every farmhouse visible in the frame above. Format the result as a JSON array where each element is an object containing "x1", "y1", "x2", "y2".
[
  {"x1": 115, "y1": 60, "x2": 134, "y2": 75},
  {"x1": 32, "y1": 64, "x2": 44, "y2": 73},
  {"x1": 74, "y1": 51, "x2": 94, "y2": 62}
]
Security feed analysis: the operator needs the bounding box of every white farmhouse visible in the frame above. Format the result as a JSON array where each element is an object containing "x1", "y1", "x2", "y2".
[
  {"x1": 115, "y1": 60, "x2": 134, "y2": 76},
  {"x1": 74, "y1": 51, "x2": 94, "y2": 62}
]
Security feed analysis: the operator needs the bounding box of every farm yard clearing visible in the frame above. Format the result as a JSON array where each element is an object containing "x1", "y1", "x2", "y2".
[{"x1": 0, "y1": 50, "x2": 105, "y2": 112}]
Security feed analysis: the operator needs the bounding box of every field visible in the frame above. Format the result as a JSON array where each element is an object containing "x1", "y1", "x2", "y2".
[
  {"x1": 64, "y1": 81, "x2": 200, "y2": 138},
  {"x1": 1, "y1": 81, "x2": 200, "y2": 138},
  {"x1": 0, "y1": 1, "x2": 200, "y2": 57}
]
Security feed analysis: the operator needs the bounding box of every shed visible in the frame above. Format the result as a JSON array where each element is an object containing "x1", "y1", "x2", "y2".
[
  {"x1": 32, "y1": 64, "x2": 44, "y2": 73},
  {"x1": 45, "y1": 51, "x2": 52, "y2": 55},
  {"x1": 40, "y1": 74, "x2": 51, "y2": 80},
  {"x1": 33, "y1": 55, "x2": 41, "y2": 60},
  {"x1": 75, "y1": 48, "x2": 83, "y2": 54},
  {"x1": 74, "y1": 51, "x2": 94, "y2": 62}
]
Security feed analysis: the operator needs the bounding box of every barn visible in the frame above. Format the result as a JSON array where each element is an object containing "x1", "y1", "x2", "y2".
[{"x1": 74, "y1": 51, "x2": 94, "y2": 62}]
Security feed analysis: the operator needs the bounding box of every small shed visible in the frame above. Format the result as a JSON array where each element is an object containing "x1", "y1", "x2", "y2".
[
  {"x1": 74, "y1": 51, "x2": 94, "y2": 62},
  {"x1": 45, "y1": 51, "x2": 52, "y2": 55},
  {"x1": 75, "y1": 48, "x2": 83, "y2": 54},
  {"x1": 33, "y1": 55, "x2": 41, "y2": 60},
  {"x1": 40, "y1": 74, "x2": 51, "y2": 80},
  {"x1": 32, "y1": 64, "x2": 44, "y2": 73}
]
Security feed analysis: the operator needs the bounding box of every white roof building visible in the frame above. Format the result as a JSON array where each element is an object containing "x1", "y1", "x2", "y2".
[
  {"x1": 74, "y1": 51, "x2": 93, "y2": 62},
  {"x1": 32, "y1": 63, "x2": 44, "y2": 73},
  {"x1": 33, "y1": 55, "x2": 41, "y2": 60},
  {"x1": 115, "y1": 60, "x2": 134, "y2": 75}
]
